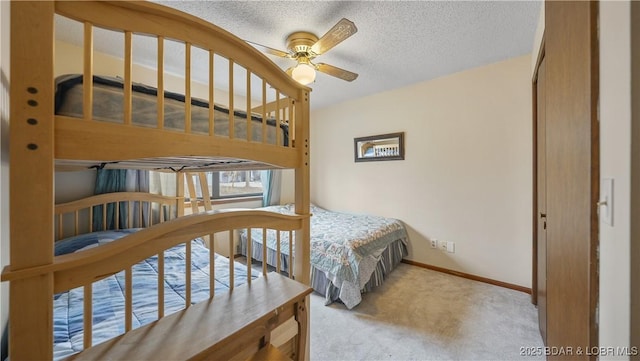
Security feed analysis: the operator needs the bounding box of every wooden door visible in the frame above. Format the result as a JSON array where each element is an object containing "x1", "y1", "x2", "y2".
[
  {"x1": 536, "y1": 56, "x2": 547, "y2": 344},
  {"x1": 544, "y1": 0, "x2": 599, "y2": 355}
]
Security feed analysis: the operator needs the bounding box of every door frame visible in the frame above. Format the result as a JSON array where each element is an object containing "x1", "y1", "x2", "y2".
[
  {"x1": 531, "y1": 36, "x2": 545, "y2": 306},
  {"x1": 631, "y1": 0, "x2": 640, "y2": 352},
  {"x1": 531, "y1": 1, "x2": 600, "y2": 351}
]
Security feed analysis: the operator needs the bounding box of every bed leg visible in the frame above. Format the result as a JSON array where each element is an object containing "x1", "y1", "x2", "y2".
[{"x1": 294, "y1": 298, "x2": 308, "y2": 361}]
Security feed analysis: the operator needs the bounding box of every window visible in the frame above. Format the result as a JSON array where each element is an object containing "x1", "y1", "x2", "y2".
[{"x1": 184, "y1": 170, "x2": 264, "y2": 201}]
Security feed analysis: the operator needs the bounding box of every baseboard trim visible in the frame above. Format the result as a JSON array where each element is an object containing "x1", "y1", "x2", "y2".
[{"x1": 401, "y1": 259, "x2": 532, "y2": 295}]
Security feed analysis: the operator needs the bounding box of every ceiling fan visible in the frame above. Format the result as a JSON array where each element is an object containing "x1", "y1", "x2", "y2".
[{"x1": 247, "y1": 18, "x2": 359, "y2": 86}]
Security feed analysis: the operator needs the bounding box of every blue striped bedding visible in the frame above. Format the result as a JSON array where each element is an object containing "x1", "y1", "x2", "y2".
[{"x1": 53, "y1": 229, "x2": 256, "y2": 361}]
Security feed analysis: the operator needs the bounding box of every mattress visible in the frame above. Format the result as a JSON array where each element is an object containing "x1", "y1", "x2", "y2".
[
  {"x1": 55, "y1": 74, "x2": 289, "y2": 144},
  {"x1": 53, "y1": 229, "x2": 257, "y2": 361},
  {"x1": 239, "y1": 204, "x2": 409, "y2": 309}
]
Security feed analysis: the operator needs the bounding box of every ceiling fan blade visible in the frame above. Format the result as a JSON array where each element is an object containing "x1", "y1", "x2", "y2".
[
  {"x1": 316, "y1": 63, "x2": 359, "y2": 82},
  {"x1": 311, "y1": 18, "x2": 357, "y2": 55},
  {"x1": 245, "y1": 40, "x2": 291, "y2": 58}
]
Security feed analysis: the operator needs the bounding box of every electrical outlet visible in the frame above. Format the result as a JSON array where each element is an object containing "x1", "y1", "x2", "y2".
[
  {"x1": 447, "y1": 241, "x2": 455, "y2": 253},
  {"x1": 430, "y1": 238, "x2": 438, "y2": 248},
  {"x1": 439, "y1": 240, "x2": 448, "y2": 251}
]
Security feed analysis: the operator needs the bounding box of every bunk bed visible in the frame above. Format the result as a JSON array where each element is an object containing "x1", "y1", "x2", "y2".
[
  {"x1": 2, "y1": 1, "x2": 312, "y2": 360},
  {"x1": 240, "y1": 204, "x2": 409, "y2": 309}
]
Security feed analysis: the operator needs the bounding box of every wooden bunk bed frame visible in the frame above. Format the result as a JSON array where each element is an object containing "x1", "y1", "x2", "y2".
[{"x1": 2, "y1": 1, "x2": 311, "y2": 360}]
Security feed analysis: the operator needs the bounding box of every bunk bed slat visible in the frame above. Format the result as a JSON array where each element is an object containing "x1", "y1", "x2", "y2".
[
  {"x1": 124, "y1": 31, "x2": 133, "y2": 125},
  {"x1": 262, "y1": 79, "x2": 267, "y2": 143},
  {"x1": 185, "y1": 43, "x2": 192, "y2": 134},
  {"x1": 186, "y1": 240, "x2": 192, "y2": 307},
  {"x1": 228, "y1": 229, "x2": 234, "y2": 290},
  {"x1": 83, "y1": 284, "x2": 92, "y2": 349},
  {"x1": 186, "y1": 173, "x2": 199, "y2": 211},
  {"x1": 125, "y1": 267, "x2": 133, "y2": 331},
  {"x1": 58, "y1": 214, "x2": 63, "y2": 241},
  {"x1": 127, "y1": 200, "x2": 132, "y2": 229},
  {"x1": 102, "y1": 203, "x2": 107, "y2": 231},
  {"x1": 289, "y1": 230, "x2": 294, "y2": 279},
  {"x1": 158, "y1": 251, "x2": 165, "y2": 318},
  {"x1": 209, "y1": 50, "x2": 215, "y2": 136},
  {"x1": 228, "y1": 59, "x2": 235, "y2": 139},
  {"x1": 115, "y1": 201, "x2": 120, "y2": 230},
  {"x1": 262, "y1": 228, "x2": 268, "y2": 276},
  {"x1": 276, "y1": 231, "x2": 281, "y2": 274},
  {"x1": 247, "y1": 70, "x2": 252, "y2": 142},
  {"x1": 210, "y1": 233, "x2": 215, "y2": 297},
  {"x1": 276, "y1": 92, "x2": 281, "y2": 146},
  {"x1": 157, "y1": 36, "x2": 165, "y2": 129},
  {"x1": 198, "y1": 172, "x2": 212, "y2": 211},
  {"x1": 83, "y1": 22, "x2": 93, "y2": 121},
  {"x1": 89, "y1": 207, "x2": 93, "y2": 233},
  {"x1": 246, "y1": 228, "x2": 252, "y2": 284},
  {"x1": 288, "y1": 104, "x2": 293, "y2": 148}
]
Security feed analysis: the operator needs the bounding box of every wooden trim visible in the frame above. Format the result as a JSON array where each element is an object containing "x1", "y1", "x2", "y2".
[
  {"x1": 531, "y1": 76, "x2": 538, "y2": 306},
  {"x1": 531, "y1": 34, "x2": 546, "y2": 83},
  {"x1": 82, "y1": 22, "x2": 93, "y2": 121},
  {"x1": 9, "y1": 2, "x2": 56, "y2": 359},
  {"x1": 401, "y1": 260, "x2": 532, "y2": 294},
  {"x1": 531, "y1": 35, "x2": 545, "y2": 306},
  {"x1": 588, "y1": 2, "x2": 600, "y2": 351},
  {"x1": 631, "y1": 0, "x2": 640, "y2": 354}
]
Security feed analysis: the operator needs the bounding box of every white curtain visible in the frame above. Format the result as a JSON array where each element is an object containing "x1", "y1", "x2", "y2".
[
  {"x1": 149, "y1": 171, "x2": 179, "y2": 221},
  {"x1": 150, "y1": 171, "x2": 177, "y2": 196}
]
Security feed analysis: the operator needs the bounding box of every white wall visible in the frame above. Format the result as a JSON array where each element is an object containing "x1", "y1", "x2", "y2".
[
  {"x1": 0, "y1": 1, "x2": 10, "y2": 358},
  {"x1": 311, "y1": 55, "x2": 533, "y2": 288},
  {"x1": 599, "y1": 1, "x2": 632, "y2": 356}
]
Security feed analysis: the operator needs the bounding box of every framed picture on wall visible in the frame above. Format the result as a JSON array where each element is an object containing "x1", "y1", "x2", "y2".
[{"x1": 354, "y1": 132, "x2": 405, "y2": 162}]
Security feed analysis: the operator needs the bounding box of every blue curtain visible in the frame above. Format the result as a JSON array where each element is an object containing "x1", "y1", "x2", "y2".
[
  {"x1": 93, "y1": 169, "x2": 150, "y2": 230},
  {"x1": 93, "y1": 169, "x2": 127, "y2": 230},
  {"x1": 261, "y1": 170, "x2": 281, "y2": 207},
  {"x1": 262, "y1": 170, "x2": 272, "y2": 207},
  {"x1": 126, "y1": 170, "x2": 150, "y2": 227}
]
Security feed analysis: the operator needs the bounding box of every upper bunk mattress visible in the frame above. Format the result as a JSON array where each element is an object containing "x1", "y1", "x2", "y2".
[{"x1": 55, "y1": 74, "x2": 289, "y2": 145}]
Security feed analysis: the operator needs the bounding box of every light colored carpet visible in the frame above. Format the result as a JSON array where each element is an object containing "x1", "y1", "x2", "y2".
[{"x1": 309, "y1": 263, "x2": 544, "y2": 361}]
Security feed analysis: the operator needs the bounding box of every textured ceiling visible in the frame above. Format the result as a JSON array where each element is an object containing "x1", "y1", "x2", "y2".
[{"x1": 55, "y1": 1, "x2": 541, "y2": 110}]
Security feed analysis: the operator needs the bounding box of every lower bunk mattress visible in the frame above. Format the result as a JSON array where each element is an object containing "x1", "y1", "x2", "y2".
[
  {"x1": 240, "y1": 204, "x2": 409, "y2": 309},
  {"x1": 53, "y1": 229, "x2": 257, "y2": 361}
]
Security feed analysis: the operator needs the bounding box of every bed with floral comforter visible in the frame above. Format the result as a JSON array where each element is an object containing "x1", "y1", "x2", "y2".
[{"x1": 240, "y1": 204, "x2": 408, "y2": 309}]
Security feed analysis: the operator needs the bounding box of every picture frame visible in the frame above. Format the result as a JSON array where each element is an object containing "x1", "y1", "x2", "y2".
[{"x1": 354, "y1": 132, "x2": 405, "y2": 162}]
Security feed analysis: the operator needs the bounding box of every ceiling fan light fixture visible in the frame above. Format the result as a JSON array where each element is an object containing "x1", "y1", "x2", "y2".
[{"x1": 291, "y1": 62, "x2": 316, "y2": 85}]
